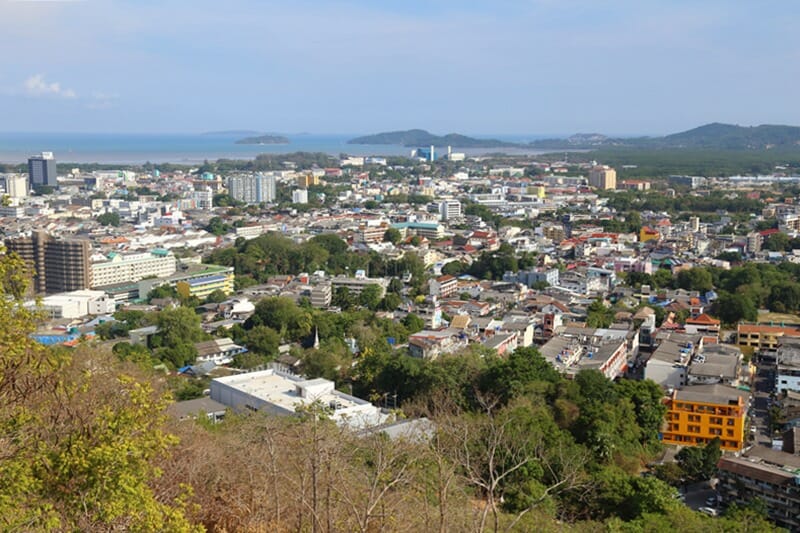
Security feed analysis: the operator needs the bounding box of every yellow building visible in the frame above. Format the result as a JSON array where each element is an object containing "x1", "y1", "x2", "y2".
[
  {"x1": 662, "y1": 384, "x2": 750, "y2": 452},
  {"x1": 639, "y1": 226, "x2": 660, "y2": 243},
  {"x1": 588, "y1": 165, "x2": 617, "y2": 190},
  {"x1": 297, "y1": 174, "x2": 320, "y2": 188},
  {"x1": 173, "y1": 265, "x2": 235, "y2": 299},
  {"x1": 737, "y1": 323, "x2": 800, "y2": 352}
]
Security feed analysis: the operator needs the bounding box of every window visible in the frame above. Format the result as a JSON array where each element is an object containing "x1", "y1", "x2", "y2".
[
  {"x1": 688, "y1": 425, "x2": 701, "y2": 433},
  {"x1": 710, "y1": 417, "x2": 723, "y2": 425},
  {"x1": 726, "y1": 429, "x2": 734, "y2": 437}
]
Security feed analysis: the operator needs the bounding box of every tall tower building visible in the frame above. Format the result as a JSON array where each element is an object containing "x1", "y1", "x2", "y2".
[
  {"x1": 3, "y1": 175, "x2": 27, "y2": 198},
  {"x1": 228, "y1": 174, "x2": 277, "y2": 204},
  {"x1": 28, "y1": 152, "x2": 58, "y2": 189},
  {"x1": 5, "y1": 231, "x2": 91, "y2": 294},
  {"x1": 588, "y1": 165, "x2": 617, "y2": 190}
]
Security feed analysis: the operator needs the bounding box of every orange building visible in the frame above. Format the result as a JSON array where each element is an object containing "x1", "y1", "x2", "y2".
[
  {"x1": 662, "y1": 384, "x2": 750, "y2": 452},
  {"x1": 737, "y1": 323, "x2": 800, "y2": 352},
  {"x1": 639, "y1": 226, "x2": 660, "y2": 243}
]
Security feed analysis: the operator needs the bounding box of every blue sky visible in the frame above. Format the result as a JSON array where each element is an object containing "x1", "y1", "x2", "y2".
[{"x1": 0, "y1": 0, "x2": 798, "y2": 135}]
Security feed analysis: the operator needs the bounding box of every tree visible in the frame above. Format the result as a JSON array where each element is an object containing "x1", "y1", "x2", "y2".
[
  {"x1": 244, "y1": 325, "x2": 281, "y2": 358},
  {"x1": 764, "y1": 232, "x2": 790, "y2": 252},
  {"x1": 713, "y1": 291, "x2": 757, "y2": 324},
  {"x1": 205, "y1": 216, "x2": 230, "y2": 236},
  {"x1": 0, "y1": 250, "x2": 196, "y2": 531},
  {"x1": 586, "y1": 299, "x2": 614, "y2": 328},
  {"x1": 675, "y1": 268, "x2": 713, "y2": 292},
  {"x1": 402, "y1": 313, "x2": 425, "y2": 334},
  {"x1": 358, "y1": 284, "x2": 383, "y2": 311},
  {"x1": 676, "y1": 437, "x2": 722, "y2": 482},
  {"x1": 96, "y1": 211, "x2": 121, "y2": 226},
  {"x1": 383, "y1": 227, "x2": 402, "y2": 245}
]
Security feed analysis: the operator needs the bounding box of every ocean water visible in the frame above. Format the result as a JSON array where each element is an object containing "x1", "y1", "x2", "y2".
[{"x1": 0, "y1": 132, "x2": 555, "y2": 165}]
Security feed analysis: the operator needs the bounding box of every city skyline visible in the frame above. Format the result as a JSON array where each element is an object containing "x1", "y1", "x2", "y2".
[{"x1": 1, "y1": 1, "x2": 798, "y2": 135}]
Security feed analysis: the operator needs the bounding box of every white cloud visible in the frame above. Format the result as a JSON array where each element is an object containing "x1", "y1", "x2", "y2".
[{"x1": 22, "y1": 73, "x2": 77, "y2": 98}]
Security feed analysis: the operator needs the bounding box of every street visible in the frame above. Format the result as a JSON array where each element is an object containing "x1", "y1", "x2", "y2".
[{"x1": 750, "y1": 358, "x2": 775, "y2": 447}]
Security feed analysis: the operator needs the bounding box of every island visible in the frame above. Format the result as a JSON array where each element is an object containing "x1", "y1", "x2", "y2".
[
  {"x1": 235, "y1": 134, "x2": 290, "y2": 145},
  {"x1": 348, "y1": 129, "x2": 521, "y2": 148}
]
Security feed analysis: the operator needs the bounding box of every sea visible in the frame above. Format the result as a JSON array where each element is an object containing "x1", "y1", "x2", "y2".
[{"x1": 0, "y1": 132, "x2": 557, "y2": 165}]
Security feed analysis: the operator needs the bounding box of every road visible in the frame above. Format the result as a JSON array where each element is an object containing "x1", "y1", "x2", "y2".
[{"x1": 750, "y1": 358, "x2": 775, "y2": 447}]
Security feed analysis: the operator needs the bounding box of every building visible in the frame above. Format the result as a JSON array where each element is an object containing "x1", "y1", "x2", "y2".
[
  {"x1": 429, "y1": 275, "x2": 458, "y2": 298},
  {"x1": 539, "y1": 327, "x2": 631, "y2": 380},
  {"x1": 297, "y1": 174, "x2": 319, "y2": 189},
  {"x1": 668, "y1": 175, "x2": 706, "y2": 189},
  {"x1": 5, "y1": 231, "x2": 91, "y2": 294},
  {"x1": 413, "y1": 145, "x2": 435, "y2": 161},
  {"x1": 138, "y1": 264, "x2": 235, "y2": 300},
  {"x1": 737, "y1": 323, "x2": 800, "y2": 354},
  {"x1": 193, "y1": 186, "x2": 214, "y2": 210},
  {"x1": 588, "y1": 165, "x2": 616, "y2": 190},
  {"x1": 330, "y1": 275, "x2": 388, "y2": 299},
  {"x1": 439, "y1": 200, "x2": 462, "y2": 221},
  {"x1": 210, "y1": 368, "x2": 390, "y2": 430},
  {"x1": 776, "y1": 340, "x2": 800, "y2": 393},
  {"x1": 33, "y1": 289, "x2": 116, "y2": 319},
  {"x1": 228, "y1": 174, "x2": 277, "y2": 204},
  {"x1": 292, "y1": 188, "x2": 309, "y2": 204},
  {"x1": 91, "y1": 249, "x2": 177, "y2": 288},
  {"x1": 717, "y1": 447, "x2": 800, "y2": 531},
  {"x1": 392, "y1": 222, "x2": 445, "y2": 240},
  {"x1": 28, "y1": 152, "x2": 57, "y2": 188},
  {"x1": 661, "y1": 384, "x2": 750, "y2": 452},
  {"x1": 193, "y1": 338, "x2": 246, "y2": 366},
  {"x1": 3, "y1": 174, "x2": 27, "y2": 198},
  {"x1": 310, "y1": 283, "x2": 332, "y2": 308}
]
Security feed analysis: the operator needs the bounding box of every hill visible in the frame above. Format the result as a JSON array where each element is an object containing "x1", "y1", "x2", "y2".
[
  {"x1": 531, "y1": 123, "x2": 800, "y2": 151},
  {"x1": 235, "y1": 134, "x2": 290, "y2": 145},
  {"x1": 348, "y1": 129, "x2": 520, "y2": 148}
]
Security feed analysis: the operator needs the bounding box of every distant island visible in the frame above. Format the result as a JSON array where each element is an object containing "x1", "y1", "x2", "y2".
[
  {"x1": 202, "y1": 130, "x2": 261, "y2": 137},
  {"x1": 235, "y1": 134, "x2": 290, "y2": 145},
  {"x1": 349, "y1": 124, "x2": 800, "y2": 152},
  {"x1": 348, "y1": 129, "x2": 520, "y2": 148},
  {"x1": 530, "y1": 123, "x2": 800, "y2": 151}
]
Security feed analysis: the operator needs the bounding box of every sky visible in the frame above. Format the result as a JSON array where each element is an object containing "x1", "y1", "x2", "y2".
[{"x1": 0, "y1": 0, "x2": 798, "y2": 136}]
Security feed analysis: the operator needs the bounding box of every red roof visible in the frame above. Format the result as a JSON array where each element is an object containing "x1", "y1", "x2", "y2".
[
  {"x1": 686, "y1": 313, "x2": 720, "y2": 325},
  {"x1": 759, "y1": 228, "x2": 780, "y2": 237}
]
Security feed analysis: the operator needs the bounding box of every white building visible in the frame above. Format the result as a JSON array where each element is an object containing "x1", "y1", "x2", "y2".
[
  {"x1": 210, "y1": 368, "x2": 390, "y2": 430},
  {"x1": 439, "y1": 200, "x2": 462, "y2": 221},
  {"x1": 34, "y1": 290, "x2": 116, "y2": 319},
  {"x1": 193, "y1": 186, "x2": 214, "y2": 210},
  {"x1": 3, "y1": 175, "x2": 27, "y2": 198},
  {"x1": 91, "y1": 249, "x2": 177, "y2": 288},
  {"x1": 228, "y1": 174, "x2": 277, "y2": 204},
  {"x1": 292, "y1": 188, "x2": 309, "y2": 204}
]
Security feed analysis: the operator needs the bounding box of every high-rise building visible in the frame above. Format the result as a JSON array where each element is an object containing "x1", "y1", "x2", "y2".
[
  {"x1": 5, "y1": 231, "x2": 91, "y2": 294},
  {"x1": 28, "y1": 152, "x2": 58, "y2": 189},
  {"x1": 228, "y1": 174, "x2": 277, "y2": 204},
  {"x1": 292, "y1": 188, "x2": 309, "y2": 204},
  {"x1": 588, "y1": 165, "x2": 616, "y2": 190},
  {"x1": 439, "y1": 200, "x2": 462, "y2": 221},
  {"x1": 297, "y1": 174, "x2": 319, "y2": 189},
  {"x1": 193, "y1": 186, "x2": 214, "y2": 210},
  {"x1": 2, "y1": 175, "x2": 27, "y2": 198}
]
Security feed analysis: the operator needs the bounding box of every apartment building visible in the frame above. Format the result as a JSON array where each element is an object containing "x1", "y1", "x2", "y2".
[
  {"x1": 5, "y1": 231, "x2": 91, "y2": 294},
  {"x1": 228, "y1": 174, "x2": 277, "y2": 204},
  {"x1": 330, "y1": 275, "x2": 388, "y2": 298},
  {"x1": 717, "y1": 447, "x2": 800, "y2": 531},
  {"x1": 310, "y1": 283, "x2": 332, "y2": 308},
  {"x1": 662, "y1": 384, "x2": 750, "y2": 452},
  {"x1": 738, "y1": 323, "x2": 800, "y2": 353},
  {"x1": 91, "y1": 249, "x2": 177, "y2": 288},
  {"x1": 429, "y1": 274, "x2": 458, "y2": 298},
  {"x1": 588, "y1": 165, "x2": 616, "y2": 190}
]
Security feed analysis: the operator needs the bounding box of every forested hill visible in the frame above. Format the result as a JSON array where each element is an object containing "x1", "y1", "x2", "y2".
[
  {"x1": 348, "y1": 129, "x2": 520, "y2": 148},
  {"x1": 531, "y1": 123, "x2": 800, "y2": 150}
]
